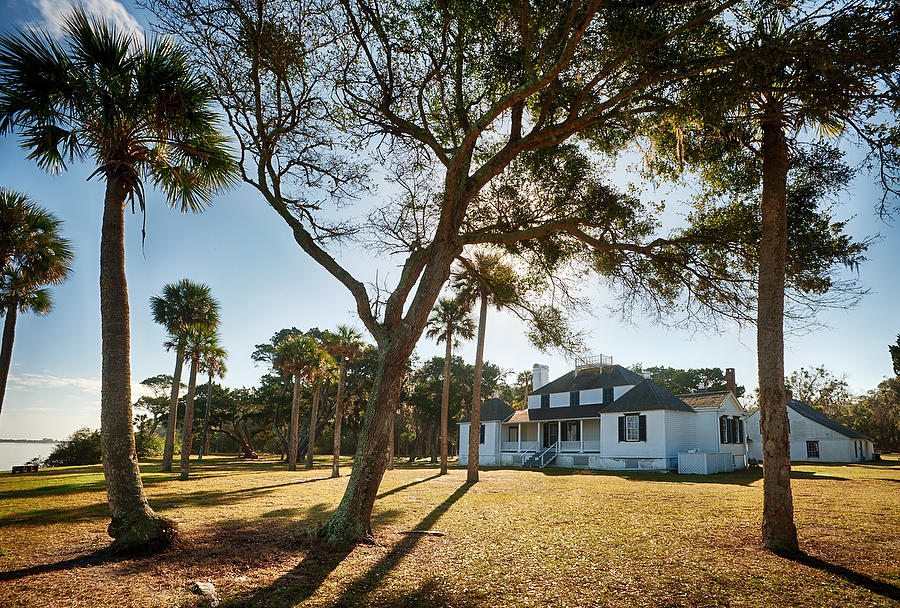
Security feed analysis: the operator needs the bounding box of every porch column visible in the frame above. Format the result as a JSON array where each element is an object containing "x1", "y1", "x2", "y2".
[
  {"x1": 580, "y1": 420, "x2": 584, "y2": 453},
  {"x1": 538, "y1": 422, "x2": 542, "y2": 449},
  {"x1": 518, "y1": 423, "x2": 522, "y2": 452},
  {"x1": 557, "y1": 420, "x2": 561, "y2": 446}
]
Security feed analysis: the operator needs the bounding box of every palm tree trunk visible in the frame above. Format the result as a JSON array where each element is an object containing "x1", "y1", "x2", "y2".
[
  {"x1": 289, "y1": 373, "x2": 300, "y2": 471},
  {"x1": 0, "y1": 303, "x2": 18, "y2": 418},
  {"x1": 161, "y1": 343, "x2": 184, "y2": 472},
  {"x1": 440, "y1": 337, "x2": 452, "y2": 474},
  {"x1": 758, "y1": 112, "x2": 799, "y2": 553},
  {"x1": 179, "y1": 358, "x2": 199, "y2": 481},
  {"x1": 332, "y1": 357, "x2": 347, "y2": 477},
  {"x1": 99, "y1": 178, "x2": 175, "y2": 552},
  {"x1": 198, "y1": 371, "x2": 213, "y2": 460},
  {"x1": 467, "y1": 295, "x2": 488, "y2": 483},
  {"x1": 307, "y1": 380, "x2": 321, "y2": 469}
]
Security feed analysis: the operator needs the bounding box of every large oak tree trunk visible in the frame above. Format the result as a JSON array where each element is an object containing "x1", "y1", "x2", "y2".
[
  {"x1": 0, "y1": 303, "x2": 18, "y2": 418},
  {"x1": 306, "y1": 381, "x2": 321, "y2": 469},
  {"x1": 179, "y1": 359, "x2": 199, "y2": 480},
  {"x1": 440, "y1": 336, "x2": 452, "y2": 474},
  {"x1": 99, "y1": 178, "x2": 175, "y2": 553},
  {"x1": 289, "y1": 373, "x2": 300, "y2": 471},
  {"x1": 161, "y1": 344, "x2": 184, "y2": 472},
  {"x1": 758, "y1": 113, "x2": 799, "y2": 553},
  {"x1": 332, "y1": 357, "x2": 347, "y2": 477},
  {"x1": 467, "y1": 296, "x2": 488, "y2": 483}
]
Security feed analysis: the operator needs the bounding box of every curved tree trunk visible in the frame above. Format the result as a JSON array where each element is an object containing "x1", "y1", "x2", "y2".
[
  {"x1": 161, "y1": 343, "x2": 184, "y2": 472},
  {"x1": 758, "y1": 113, "x2": 798, "y2": 553},
  {"x1": 306, "y1": 380, "x2": 322, "y2": 469},
  {"x1": 0, "y1": 303, "x2": 18, "y2": 419},
  {"x1": 332, "y1": 356, "x2": 347, "y2": 477},
  {"x1": 440, "y1": 336, "x2": 452, "y2": 474},
  {"x1": 467, "y1": 295, "x2": 488, "y2": 483},
  {"x1": 179, "y1": 357, "x2": 199, "y2": 480},
  {"x1": 289, "y1": 373, "x2": 300, "y2": 471},
  {"x1": 99, "y1": 178, "x2": 175, "y2": 553}
]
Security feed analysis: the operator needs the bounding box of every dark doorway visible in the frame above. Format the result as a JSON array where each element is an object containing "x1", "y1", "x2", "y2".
[{"x1": 543, "y1": 422, "x2": 558, "y2": 448}]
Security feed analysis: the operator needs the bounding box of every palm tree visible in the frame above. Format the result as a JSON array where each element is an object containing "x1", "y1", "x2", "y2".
[
  {"x1": 150, "y1": 280, "x2": 221, "y2": 472},
  {"x1": 425, "y1": 297, "x2": 475, "y2": 475},
  {"x1": 198, "y1": 341, "x2": 227, "y2": 461},
  {"x1": 304, "y1": 341, "x2": 337, "y2": 470},
  {"x1": 0, "y1": 189, "x2": 73, "y2": 420},
  {"x1": 325, "y1": 325, "x2": 365, "y2": 478},
  {"x1": 179, "y1": 327, "x2": 222, "y2": 480},
  {"x1": 0, "y1": 11, "x2": 236, "y2": 552},
  {"x1": 452, "y1": 251, "x2": 519, "y2": 482},
  {"x1": 274, "y1": 334, "x2": 320, "y2": 471}
]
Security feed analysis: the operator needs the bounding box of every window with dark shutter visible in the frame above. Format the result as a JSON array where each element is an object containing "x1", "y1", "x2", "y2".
[
  {"x1": 737, "y1": 418, "x2": 744, "y2": 443},
  {"x1": 603, "y1": 387, "x2": 614, "y2": 404},
  {"x1": 623, "y1": 414, "x2": 641, "y2": 441},
  {"x1": 570, "y1": 391, "x2": 580, "y2": 407},
  {"x1": 541, "y1": 394, "x2": 550, "y2": 409},
  {"x1": 479, "y1": 424, "x2": 485, "y2": 444},
  {"x1": 720, "y1": 416, "x2": 729, "y2": 444},
  {"x1": 618, "y1": 416, "x2": 625, "y2": 442},
  {"x1": 638, "y1": 415, "x2": 647, "y2": 442},
  {"x1": 566, "y1": 421, "x2": 580, "y2": 441}
]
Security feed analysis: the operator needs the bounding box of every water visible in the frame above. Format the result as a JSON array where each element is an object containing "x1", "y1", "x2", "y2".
[{"x1": 0, "y1": 442, "x2": 58, "y2": 472}]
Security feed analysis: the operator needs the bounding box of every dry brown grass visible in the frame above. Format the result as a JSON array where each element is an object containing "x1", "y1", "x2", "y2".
[{"x1": 1, "y1": 455, "x2": 899, "y2": 607}]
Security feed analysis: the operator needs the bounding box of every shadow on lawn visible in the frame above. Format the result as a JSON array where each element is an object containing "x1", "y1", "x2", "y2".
[
  {"x1": 223, "y1": 481, "x2": 473, "y2": 608},
  {"x1": 375, "y1": 473, "x2": 441, "y2": 500},
  {"x1": 782, "y1": 551, "x2": 900, "y2": 602},
  {"x1": 534, "y1": 466, "x2": 853, "y2": 485},
  {"x1": 0, "y1": 476, "x2": 334, "y2": 528}
]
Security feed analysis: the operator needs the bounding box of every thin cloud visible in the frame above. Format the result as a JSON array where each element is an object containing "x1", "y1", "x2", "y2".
[
  {"x1": 8, "y1": 372, "x2": 153, "y2": 400},
  {"x1": 30, "y1": 0, "x2": 143, "y2": 38}
]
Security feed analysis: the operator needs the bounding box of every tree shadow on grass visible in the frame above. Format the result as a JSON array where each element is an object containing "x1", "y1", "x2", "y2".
[
  {"x1": 223, "y1": 481, "x2": 473, "y2": 608},
  {"x1": 780, "y1": 550, "x2": 900, "y2": 602},
  {"x1": 375, "y1": 473, "x2": 441, "y2": 500},
  {"x1": 534, "y1": 466, "x2": 853, "y2": 485}
]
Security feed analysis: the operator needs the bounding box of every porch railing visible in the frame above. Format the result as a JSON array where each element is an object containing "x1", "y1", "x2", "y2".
[{"x1": 520, "y1": 441, "x2": 540, "y2": 465}]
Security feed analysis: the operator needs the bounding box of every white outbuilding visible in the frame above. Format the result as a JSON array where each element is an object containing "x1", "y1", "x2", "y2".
[{"x1": 746, "y1": 399, "x2": 875, "y2": 463}]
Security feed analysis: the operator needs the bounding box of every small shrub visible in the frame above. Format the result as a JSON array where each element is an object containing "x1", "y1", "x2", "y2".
[
  {"x1": 135, "y1": 432, "x2": 164, "y2": 460},
  {"x1": 25, "y1": 456, "x2": 43, "y2": 468},
  {"x1": 44, "y1": 428, "x2": 102, "y2": 467}
]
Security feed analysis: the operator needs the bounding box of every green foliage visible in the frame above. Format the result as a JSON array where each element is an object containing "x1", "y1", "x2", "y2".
[
  {"x1": 847, "y1": 378, "x2": 900, "y2": 452},
  {"x1": 44, "y1": 428, "x2": 102, "y2": 467},
  {"x1": 785, "y1": 365, "x2": 854, "y2": 420},
  {"x1": 631, "y1": 365, "x2": 745, "y2": 397},
  {"x1": 425, "y1": 298, "x2": 475, "y2": 349},
  {"x1": 134, "y1": 431, "x2": 165, "y2": 461}
]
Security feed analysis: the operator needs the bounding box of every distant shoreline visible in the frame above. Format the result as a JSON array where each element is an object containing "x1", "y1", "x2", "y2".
[{"x1": 0, "y1": 439, "x2": 58, "y2": 444}]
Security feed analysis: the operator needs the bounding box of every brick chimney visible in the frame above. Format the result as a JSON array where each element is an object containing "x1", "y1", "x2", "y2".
[{"x1": 725, "y1": 368, "x2": 736, "y2": 395}]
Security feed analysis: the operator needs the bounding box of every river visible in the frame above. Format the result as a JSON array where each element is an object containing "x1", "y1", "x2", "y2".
[{"x1": 0, "y1": 442, "x2": 58, "y2": 472}]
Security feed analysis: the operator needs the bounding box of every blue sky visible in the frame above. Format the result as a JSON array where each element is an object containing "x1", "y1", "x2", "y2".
[{"x1": 0, "y1": 0, "x2": 898, "y2": 440}]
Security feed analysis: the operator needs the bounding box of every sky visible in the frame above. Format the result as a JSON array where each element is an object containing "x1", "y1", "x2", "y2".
[{"x1": 0, "y1": 0, "x2": 898, "y2": 440}]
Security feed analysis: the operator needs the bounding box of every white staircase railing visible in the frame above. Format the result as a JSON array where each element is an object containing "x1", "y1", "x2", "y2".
[
  {"x1": 538, "y1": 441, "x2": 559, "y2": 467},
  {"x1": 520, "y1": 441, "x2": 540, "y2": 466}
]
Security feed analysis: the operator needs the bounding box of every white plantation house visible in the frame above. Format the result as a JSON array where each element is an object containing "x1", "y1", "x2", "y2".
[
  {"x1": 746, "y1": 399, "x2": 875, "y2": 463},
  {"x1": 459, "y1": 357, "x2": 749, "y2": 474}
]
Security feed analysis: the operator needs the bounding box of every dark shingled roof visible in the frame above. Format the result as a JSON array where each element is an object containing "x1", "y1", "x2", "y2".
[
  {"x1": 600, "y1": 378, "x2": 694, "y2": 413},
  {"x1": 529, "y1": 364, "x2": 645, "y2": 396},
  {"x1": 676, "y1": 391, "x2": 730, "y2": 409},
  {"x1": 507, "y1": 404, "x2": 606, "y2": 424},
  {"x1": 787, "y1": 399, "x2": 873, "y2": 441},
  {"x1": 459, "y1": 397, "x2": 515, "y2": 423}
]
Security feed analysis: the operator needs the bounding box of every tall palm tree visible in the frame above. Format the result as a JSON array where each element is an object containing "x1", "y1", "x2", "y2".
[
  {"x1": 179, "y1": 327, "x2": 222, "y2": 480},
  {"x1": 452, "y1": 251, "x2": 519, "y2": 482},
  {"x1": 304, "y1": 340, "x2": 337, "y2": 470},
  {"x1": 150, "y1": 279, "x2": 220, "y2": 472},
  {"x1": 198, "y1": 340, "x2": 227, "y2": 461},
  {"x1": 0, "y1": 11, "x2": 236, "y2": 552},
  {"x1": 0, "y1": 189, "x2": 73, "y2": 420},
  {"x1": 425, "y1": 297, "x2": 475, "y2": 475},
  {"x1": 274, "y1": 334, "x2": 320, "y2": 471},
  {"x1": 325, "y1": 325, "x2": 364, "y2": 478}
]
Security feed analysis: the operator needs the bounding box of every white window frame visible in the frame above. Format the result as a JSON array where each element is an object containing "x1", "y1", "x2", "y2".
[
  {"x1": 806, "y1": 440, "x2": 819, "y2": 458},
  {"x1": 625, "y1": 414, "x2": 640, "y2": 442}
]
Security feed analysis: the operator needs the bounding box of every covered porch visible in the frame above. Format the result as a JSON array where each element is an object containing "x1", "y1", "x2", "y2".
[{"x1": 500, "y1": 418, "x2": 601, "y2": 454}]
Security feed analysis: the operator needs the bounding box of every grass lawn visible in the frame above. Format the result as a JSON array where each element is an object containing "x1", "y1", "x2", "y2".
[{"x1": 1, "y1": 455, "x2": 899, "y2": 607}]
